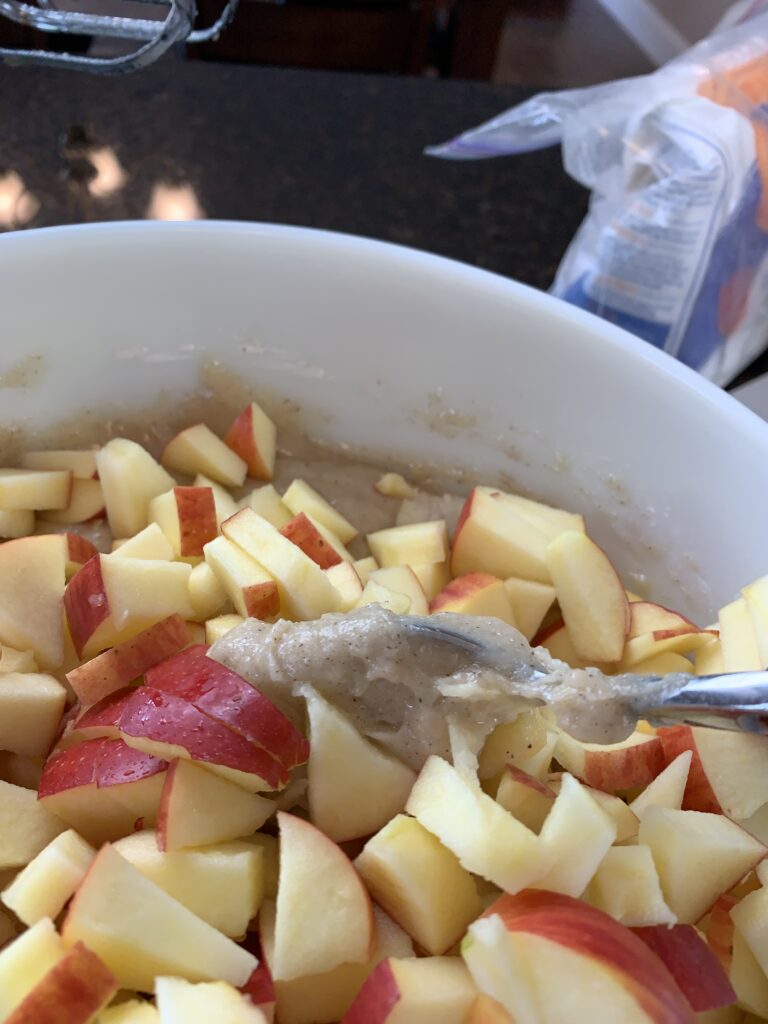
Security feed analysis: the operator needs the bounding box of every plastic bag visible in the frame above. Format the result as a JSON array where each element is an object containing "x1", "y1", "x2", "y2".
[{"x1": 429, "y1": 13, "x2": 768, "y2": 384}]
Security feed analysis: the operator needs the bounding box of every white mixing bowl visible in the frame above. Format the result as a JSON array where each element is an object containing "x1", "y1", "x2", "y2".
[{"x1": 0, "y1": 221, "x2": 765, "y2": 621}]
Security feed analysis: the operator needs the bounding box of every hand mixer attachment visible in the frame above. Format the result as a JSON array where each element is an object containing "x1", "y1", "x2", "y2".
[{"x1": 0, "y1": 0, "x2": 239, "y2": 72}]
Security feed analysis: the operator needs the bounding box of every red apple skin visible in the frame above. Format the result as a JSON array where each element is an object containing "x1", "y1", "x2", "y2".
[
  {"x1": 657, "y1": 726, "x2": 721, "y2": 814},
  {"x1": 504, "y1": 766, "x2": 556, "y2": 797},
  {"x1": 429, "y1": 572, "x2": 502, "y2": 613},
  {"x1": 175, "y1": 487, "x2": 217, "y2": 557},
  {"x1": 280, "y1": 512, "x2": 342, "y2": 570},
  {"x1": 706, "y1": 894, "x2": 737, "y2": 970},
  {"x1": 239, "y1": 933, "x2": 276, "y2": 1011},
  {"x1": 75, "y1": 686, "x2": 290, "y2": 789},
  {"x1": 483, "y1": 890, "x2": 696, "y2": 1024},
  {"x1": 224, "y1": 405, "x2": 271, "y2": 480},
  {"x1": 340, "y1": 958, "x2": 400, "y2": 1024},
  {"x1": 39, "y1": 737, "x2": 167, "y2": 798},
  {"x1": 66, "y1": 615, "x2": 191, "y2": 706},
  {"x1": 5, "y1": 941, "x2": 117, "y2": 1024},
  {"x1": 242, "y1": 580, "x2": 280, "y2": 620},
  {"x1": 64, "y1": 556, "x2": 110, "y2": 658},
  {"x1": 583, "y1": 739, "x2": 664, "y2": 792},
  {"x1": 145, "y1": 646, "x2": 309, "y2": 769},
  {"x1": 632, "y1": 925, "x2": 736, "y2": 1012},
  {"x1": 531, "y1": 618, "x2": 565, "y2": 647},
  {"x1": 65, "y1": 532, "x2": 99, "y2": 569}
]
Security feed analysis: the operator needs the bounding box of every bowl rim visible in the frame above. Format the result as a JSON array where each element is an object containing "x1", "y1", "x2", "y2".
[{"x1": 3, "y1": 218, "x2": 768, "y2": 455}]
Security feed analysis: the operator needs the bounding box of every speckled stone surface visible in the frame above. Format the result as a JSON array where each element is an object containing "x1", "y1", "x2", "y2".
[{"x1": 0, "y1": 59, "x2": 587, "y2": 290}]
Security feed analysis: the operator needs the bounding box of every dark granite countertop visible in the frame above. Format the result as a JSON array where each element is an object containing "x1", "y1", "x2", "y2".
[{"x1": 0, "y1": 59, "x2": 587, "y2": 291}]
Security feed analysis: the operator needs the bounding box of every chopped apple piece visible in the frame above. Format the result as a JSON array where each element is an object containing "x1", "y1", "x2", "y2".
[
  {"x1": 342, "y1": 956, "x2": 477, "y2": 1024},
  {"x1": 62, "y1": 844, "x2": 257, "y2": 990},
  {"x1": 0, "y1": 644, "x2": 37, "y2": 674},
  {"x1": 630, "y1": 651, "x2": 695, "y2": 674},
  {"x1": 620, "y1": 629, "x2": 717, "y2": 667},
  {"x1": 375, "y1": 473, "x2": 416, "y2": 499},
  {"x1": 274, "y1": 812, "x2": 374, "y2": 981},
  {"x1": 0, "y1": 509, "x2": 35, "y2": 539},
  {"x1": 629, "y1": 602, "x2": 697, "y2": 639},
  {"x1": 114, "y1": 830, "x2": 263, "y2": 937},
  {"x1": 157, "y1": 759, "x2": 274, "y2": 851},
  {"x1": 535, "y1": 773, "x2": 616, "y2": 896},
  {"x1": 325, "y1": 562, "x2": 364, "y2": 611},
  {"x1": 502, "y1": 577, "x2": 555, "y2": 640},
  {"x1": 149, "y1": 487, "x2": 217, "y2": 558},
  {"x1": 38, "y1": 737, "x2": 167, "y2": 844},
  {"x1": 187, "y1": 561, "x2": 229, "y2": 620},
  {"x1": 205, "y1": 613, "x2": 245, "y2": 643},
  {"x1": 40, "y1": 478, "x2": 105, "y2": 525},
  {"x1": 629, "y1": 751, "x2": 692, "y2": 817},
  {"x1": 0, "y1": 468, "x2": 71, "y2": 510},
  {"x1": 73, "y1": 686, "x2": 290, "y2": 792},
  {"x1": 576, "y1": 785, "x2": 638, "y2": 843},
  {"x1": 451, "y1": 488, "x2": 551, "y2": 583},
  {"x1": 743, "y1": 575, "x2": 768, "y2": 668},
  {"x1": 728, "y1": 887, "x2": 768, "y2": 996},
  {"x1": 0, "y1": 918, "x2": 67, "y2": 1019},
  {"x1": 431, "y1": 572, "x2": 516, "y2": 626},
  {"x1": 1, "y1": 829, "x2": 95, "y2": 926},
  {"x1": 368, "y1": 520, "x2": 448, "y2": 569},
  {"x1": 696, "y1": 636, "x2": 725, "y2": 675},
  {"x1": 223, "y1": 509, "x2": 341, "y2": 620},
  {"x1": 632, "y1": 924, "x2": 735, "y2": 1012},
  {"x1": 113, "y1": 523, "x2": 175, "y2": 561},
  {"x1": 639, "y1": 807, "x2": 766, "y2": 923},
  {"x1": 0, "y1": 780, "x2": 65, "y2": 869},
  {"x1": 463, "y1": 890, "x2": 694, "y2": 1024},
  {"x1": 65, "y1": 554, "x2": 193, "y2": 659},
  {"x1": 355, "y1": 580, "x2": 411, "y2": 614},
  {"x1": 353, "y1": 556, "x2": 379, "y2": 585},
  {"x1": 495, "y1": 767, "x2": 555, "y2": 832},
  {"x1": 204, "y1": 535, "x2": 279, "y2": 619},
  {"x1": 545, "y1": 531, "x2": 629, "y2": 662},
  {"x1": 480, "y1": 488, "x2": 585, "y2": 540},
  {"x1": 21, "y1": 449, "x2": 98, "y2": 479},
  {"x1": 355, "y1": 813, "x2": 480, "y2": 954},
  {"x1": 466, "y1": 994, "x2": 515, "y2": 1024},
  {"x1": 283, "y1": 479, "x2": 357, "y2": 543},
  {"x1": 0, "y1": 672, "x2": 67, "y2": 756},
  {"x1": 370, "y1": 566, "x2": 429, "y2": 615},
  {"x1": 406, "y1": 756, "x2": 548, "y2": 892},
  {"x1": 0, "y1": 535, "x2": 66, "y2": 669},
  {"x1": 731, "y1": 926, "x2": 768, "y2": 1018},
  {"x1": 224, "y1": 401, "x2": 277, "y2": 481},
  {"x1": 162, "y1": 423, "x2": 247, "y2": 487},
  {"x1": 304, "y1": 686, "x2": 414, "y2": 842},
  {"x1": 411, "y1": 560, "x2": 450, "y2": 601},
  {"x1": 280, "y1": 512, "x2": 345, "y2": 569},
  {"x1": 719, "y1": 598, "x2": 762, "y2": 671},
  {"x1": 658, "y1": 725, "x2": 768, "y2": 819},
  {"x1": 66, "y1": 615, "x2": 190, "y2": 706},
  {"x1": 584, "y1": 846, "x2": 675, "y2": 926},
  {"x1": 156, "y1": 975, "x2": 267, "y2": 1023},
  {"x1": 239, "y1": 484, "x2": 292, "y2": 529},
  {"x1": 478, "y1": 712, "x2": 548, "y2": 781},
  {"x1": 96, "y1": 439, "x2": 176, "y2": 539},
  {"x1": 260, "y1": 901, "x2": 413, "y2": 1024},
  {"x1": 146, "y1": 644, "x2": 308, "y2": 769},
  {"x1": 554, "y1": 728, "x2": 664, "y2": 791}
]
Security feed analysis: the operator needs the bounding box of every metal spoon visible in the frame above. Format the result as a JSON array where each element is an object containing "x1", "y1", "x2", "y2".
[{"x1": 405, "y1": 616, "x2": 768, "y2": 735}]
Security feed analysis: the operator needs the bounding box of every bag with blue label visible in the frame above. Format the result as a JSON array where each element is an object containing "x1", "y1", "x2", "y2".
[{"x1": 430, "y1": 12, "x2": 768, "y2": 385}]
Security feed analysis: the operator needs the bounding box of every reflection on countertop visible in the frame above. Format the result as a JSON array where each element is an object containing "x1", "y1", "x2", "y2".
[{"x1": 0, "y1": 59, "x2": 587, "y2": 290}]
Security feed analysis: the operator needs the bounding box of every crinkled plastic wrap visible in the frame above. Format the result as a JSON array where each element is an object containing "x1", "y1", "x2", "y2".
[{"x1": 430, "y1": 13, "x2": 768, "y2": 385}]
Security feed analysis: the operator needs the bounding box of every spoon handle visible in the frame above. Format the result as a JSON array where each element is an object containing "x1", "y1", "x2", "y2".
[{"x1": 643, "y1": 671, "x2": 768, "y2": 734}]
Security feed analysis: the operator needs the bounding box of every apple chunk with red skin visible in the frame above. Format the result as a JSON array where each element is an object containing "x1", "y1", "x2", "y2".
[
  {"x1": 38, "y1": 737, "x2": 168, "y2": 844},
  {"x1": 341, "y1": 956, "x2": 477, "y2": 1024},
  {"x1": 225, "y1": 401, "x2": 277, "y2": 481},
  {"x1": 73, "y1": 685, "x2": 290, "y2": 791},
  {"x1": 430, "y1": 572, "x2": 516, "y2": 627},
  {"x1": 149, "y1": 487, "x2": 218, "y2": 558},
  {"x1": 0, "y1": 535, "x2": 66, "y2": 670},
  {"x1": 463, "y1": 889, "x2": 696, "y2": 1024},
  {"x1": 632, "y1": 925, "x2": 736, "y2": 1013},
  {"x1": 66, "y1": 614, "x2": 191, "y2": 706},
  {"x1": 5, "y1": 940, "x2": 117, "y2": 1024},
  {"x1": 280, "y1": 512, "x2": 343, "y2": 570},
  {"x1": 554, "y1": 728, "x2": 665, "y2": 791},
  {"x1": 40, "y1": 478, "x2": 105, "y2": 527},
  {"x1": 146, "y1": 645, "x2": 308, "y2": 770},
  {"x1": 658, "y1": 724, "x2": 768, "y2": 819}
]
